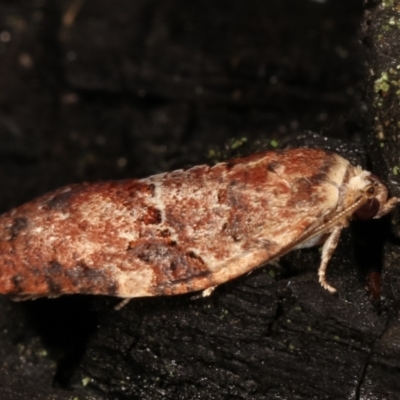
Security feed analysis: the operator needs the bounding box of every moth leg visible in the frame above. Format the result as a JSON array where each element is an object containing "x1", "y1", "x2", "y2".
[
  {"x1": 318, "y1": 226, "x2": 343, "y2": 293},
  {"x1": 374, "y1": 197, "x2": 399, "y2": 218},
  {"x1": 202, "y1": 285, "x2": 216, "y2": 297},
  {"x1": 114, "y1": 298, "x2": 131, "y2": 310},
  {"x1": 191, "y1": 285, "x2": 217, "y2": 300}
]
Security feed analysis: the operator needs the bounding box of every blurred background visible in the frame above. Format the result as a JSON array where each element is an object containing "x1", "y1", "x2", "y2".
[{"x1": 0, "y1": 0, "x2": 364, "y2": 210}]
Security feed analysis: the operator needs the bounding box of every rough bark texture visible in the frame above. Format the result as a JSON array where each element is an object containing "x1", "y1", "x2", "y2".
[
  {"x1": 3, "y1": 0, "x2": 400, "y2": 399},
  {"x1": 362, "y1": 2, "x2": 400, "y2": 399}
]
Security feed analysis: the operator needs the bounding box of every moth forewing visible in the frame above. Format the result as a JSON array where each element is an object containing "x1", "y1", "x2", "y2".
[{"x1": 0, "y1": 148, "x2": 397, "y2": 302}]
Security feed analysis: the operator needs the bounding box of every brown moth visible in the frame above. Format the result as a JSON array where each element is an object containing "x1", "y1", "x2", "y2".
[{"x1": 0, "y1": 148, "x2": 397, "y2": 304}]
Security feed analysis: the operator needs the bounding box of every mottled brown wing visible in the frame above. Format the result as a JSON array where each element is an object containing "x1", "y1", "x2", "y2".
[{"x1": 0, "y1": 148, "x2": 349, "y2": 298}]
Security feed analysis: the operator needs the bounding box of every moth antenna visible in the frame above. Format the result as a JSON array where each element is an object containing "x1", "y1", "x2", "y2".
[{"x1": 294, "y1": 195, "x2": 365, "y2": 249}]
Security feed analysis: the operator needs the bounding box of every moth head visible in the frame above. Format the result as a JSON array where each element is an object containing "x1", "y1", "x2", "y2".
[{"x1": 348, "y1": 169, "x2": 392, "y2": 220}]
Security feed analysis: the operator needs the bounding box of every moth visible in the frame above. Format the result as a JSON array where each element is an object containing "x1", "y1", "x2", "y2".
[{"x1": 0, "y1": 148, "x2": 397, "y2": 304}]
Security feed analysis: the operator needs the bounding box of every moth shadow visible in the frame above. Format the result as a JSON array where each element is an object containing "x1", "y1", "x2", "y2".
[{"x1": 352, "y1": 215, "x2": 400, "y2": 298}]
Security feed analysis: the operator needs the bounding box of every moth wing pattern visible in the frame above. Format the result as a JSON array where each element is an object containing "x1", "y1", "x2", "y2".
[{"x1": 0, "y1": 149, "x2": 353, "y2": 298}]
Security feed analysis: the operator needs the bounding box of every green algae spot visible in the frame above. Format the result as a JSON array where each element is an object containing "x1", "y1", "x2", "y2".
[{"x1": 270, "y1": 139, "x2": 279, "y2": 148}]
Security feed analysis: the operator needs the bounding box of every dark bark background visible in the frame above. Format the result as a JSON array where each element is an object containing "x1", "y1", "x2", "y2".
[{"x1": 1, "y1": 0, "x2": 400, "y2": 399}]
